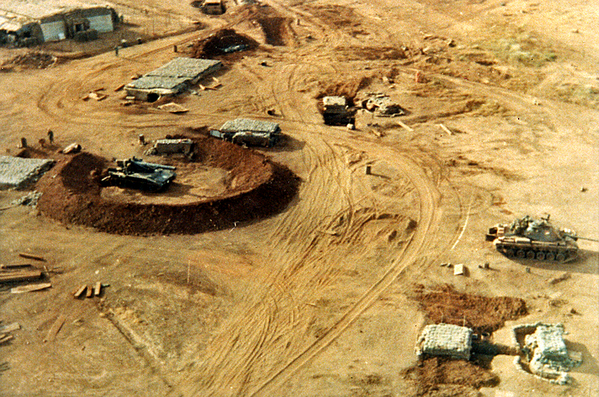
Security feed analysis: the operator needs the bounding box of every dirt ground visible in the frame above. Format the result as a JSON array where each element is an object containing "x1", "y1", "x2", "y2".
[{"x1": 0, "y1": 0, "x2": 598, "y2": 396}]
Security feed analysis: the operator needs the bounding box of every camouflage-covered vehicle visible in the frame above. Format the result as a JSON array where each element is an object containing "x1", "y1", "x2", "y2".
[
  {"x1": 486, "y1": 215, "x2": 580, "y2": 262},
  {"x1": 100, "y1": 157, "x2": 176, "y2": 192}
]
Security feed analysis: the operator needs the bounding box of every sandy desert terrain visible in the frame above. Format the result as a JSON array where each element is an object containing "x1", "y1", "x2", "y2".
[{"x1": 0, "y1": 0, "x2": 598, "y2": 396}]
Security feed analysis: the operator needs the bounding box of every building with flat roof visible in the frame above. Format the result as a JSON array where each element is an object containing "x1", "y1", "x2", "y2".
[
  {"x1": 0, "y1": 0, "x2": 117, "y2": 46},
  {"x1": 220, "y1": 118, "x2": 281, "y2": 135},
  {"x1": 125, "y1": 57, "x2": 222, "y2": 102}
]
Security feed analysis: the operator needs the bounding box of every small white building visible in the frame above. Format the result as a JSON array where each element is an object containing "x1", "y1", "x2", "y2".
[{"x1": 0, "y1": 0, "x2": 117, "y2": 46}]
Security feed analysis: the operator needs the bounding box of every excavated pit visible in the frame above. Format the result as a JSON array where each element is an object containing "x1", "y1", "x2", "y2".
[
  {"x1": 35, "y1": 136, "x2": 299, "y2": 235},
  {"x1": 190, "y1": 29, "x2": 259, "y2": 59}
]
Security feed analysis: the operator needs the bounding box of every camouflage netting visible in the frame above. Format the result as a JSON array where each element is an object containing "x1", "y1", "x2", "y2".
[
  {"x1": 416, "y1": 324, "x2": 473, "y2": 360},
  {"x1": 523, "y1": 323, "x2": 582, "y2": 384},
  {"x1": 0, "y1": 156, "x2": 54, "y2": 189}
]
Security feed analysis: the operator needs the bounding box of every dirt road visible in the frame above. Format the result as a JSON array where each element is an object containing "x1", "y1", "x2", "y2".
[{"x1": 1, "y1": 1, "x2": 597, "y2": 396}]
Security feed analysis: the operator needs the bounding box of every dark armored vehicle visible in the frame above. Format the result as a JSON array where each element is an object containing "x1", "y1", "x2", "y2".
[
  {"x1": 322, "y1": 96, "x2": 355, "y2": 126},
  {"x1": 486, "y1": 215, "x2": 583, "y2": 262},
  {"x1": 101, "y1": 157, "x2": 176, "y2": 192}
]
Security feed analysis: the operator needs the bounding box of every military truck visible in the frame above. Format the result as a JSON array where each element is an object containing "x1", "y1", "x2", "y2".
[{"x1": 100, "y1": 157, "x2": 176, "y2": 192}]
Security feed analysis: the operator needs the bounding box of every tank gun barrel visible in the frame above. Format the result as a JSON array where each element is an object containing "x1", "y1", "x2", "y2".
[{"x1": 575, "y1": 236, "x2": 599, "y2": 243}]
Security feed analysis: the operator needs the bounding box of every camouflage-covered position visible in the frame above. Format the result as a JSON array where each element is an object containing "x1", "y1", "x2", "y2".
[
  {"x1": 101, "y1": 157, "x2": 176, "y2": 192},
  {"x1": 486, "y1": 215, "x2": 581, "y2": 262}
]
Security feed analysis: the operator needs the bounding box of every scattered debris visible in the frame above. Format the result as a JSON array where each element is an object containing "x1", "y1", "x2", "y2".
[
  {"x1": 83, "y1": 91, "x2": 108, "y2": 101},
  {"x1": 73, "y1": 285, "x2": 87, "y2": 298},
  {"x1": 44, "y1": 315, "x2": 66, "y2": 342},
  {"x1": 396, "y1": 120, "x2": 414, "y2": 132},
  {"x1": 0, "y1": 323, "x2": 20, "y2": 333},
  {"x1": 363, "y1": 94, "x2": 405, "y2": 117},
  {"x1": 94, "y1": 282, "x2": 102, "y2": 296},
  {"x1": 11, "y1": 282, "x2": 52, "y2": 293},
  {"x1": 62, "y1": 143, "x2": 82, "y2": 154},
  {"x1": 0, "y1": 269, "x2": 43, "y2": 283},
  {"x1": 157, "y1": 102, "x2": 189, "y2": 114},
  {"x1": 10, "y1": 191, "x2": 42, "y2": 207},
  {"x1": 0, "y1": 264, "x2": 32, "y2": 269},
  {"x1": 438, "y1": 123, "x2": 453, "y2": 136},
  {"x1": 18, "y1": 252, "x2": 45, "y2": 261},
  {"x1": 73, "y1": 283, "x2": 104, "y2": 299},
  {"x1": 0, "y1": 334, "x2": 14, "y2": 344},
  {"x1": 548, "y1": 272, "x2": 571, "y2": 285}
]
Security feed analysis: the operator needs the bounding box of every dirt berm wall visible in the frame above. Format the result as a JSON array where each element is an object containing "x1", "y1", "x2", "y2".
[{"x1": 36, "y1": 137, "x2": 299, "y2": 235}]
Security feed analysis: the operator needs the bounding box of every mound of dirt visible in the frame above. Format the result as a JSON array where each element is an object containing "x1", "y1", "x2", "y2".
[
  {"x1": 403, "y1": 356, "x2": 499, "y2": 397},
  {"x1": 240, "y1": 3, "x2": 294, "y2": 46},
  {"x1": 190, "y1": 29, "x2": 259, "y2": 58},
  {"x1": 414, "y1": 284, "x2": 527, "y2": 334},
  {"x1": 1, "y1": 51, "x2": 56, "y2": 72},
  {"x1": 36, "y1": 136, "x2": 299, "y2": 235}
]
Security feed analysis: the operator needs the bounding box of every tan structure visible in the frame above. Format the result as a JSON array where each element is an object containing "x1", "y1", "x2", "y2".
[{"x1": 0, "y1": 0, "x2": 117, "y2": 46}]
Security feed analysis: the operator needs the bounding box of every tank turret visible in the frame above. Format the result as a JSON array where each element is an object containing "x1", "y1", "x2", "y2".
[{"x1": 486, "y1": 215, "x2": 579, "y2": 262}]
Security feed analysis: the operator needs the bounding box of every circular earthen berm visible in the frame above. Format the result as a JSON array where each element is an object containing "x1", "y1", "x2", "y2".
[{"x1": 35, "y1": 136, "x2": 299, "y2": 235}]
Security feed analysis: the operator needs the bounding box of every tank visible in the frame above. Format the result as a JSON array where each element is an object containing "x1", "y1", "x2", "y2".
[
  {"x1": 100, "y1": 157, "x2": 176, "y2": 192},
  {"x1": 486, "y1": 215, "x2": 579, "y2": 263}
]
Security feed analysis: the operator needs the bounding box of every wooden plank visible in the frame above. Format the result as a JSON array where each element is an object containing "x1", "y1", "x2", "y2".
[
  {"x1": 18, "y1": 253, "x2": 46, "y2": 261},
  {"x1": 0, "y1": 322, "x2": 20, "y2": 333},
  {"x1": 0, "y1": 334, "x2": 14, "y2": 344},
  {"x1": 438, "y1": 123, "x2": 453, "y2": 135},
  {"x1": 73, "y1": 285, "x2": 87, "y2": 298},
  {"x1": 0, "y1": 264, "x2": 33, "y2": 269},
  {"x1": 44, "y1": 315, "x2": 66, "y2": 342},
  {"x1": 94, "y1": 282, "x2": 102, "y2": 297},
  {"x1": 396, "y1": 120, "x2": 414, "y2": 132},
  {"x1": 11, "y1": 282, "x2": 52, "y2": 294},
  {"x1": 0, "y1": 270, "x2": 43, "y2": 283},
  {"x1": 86, "y1": 285, "x2": 93, "y2": 298}
]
